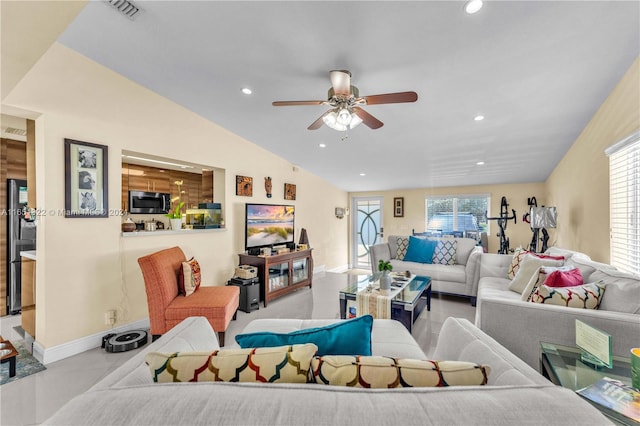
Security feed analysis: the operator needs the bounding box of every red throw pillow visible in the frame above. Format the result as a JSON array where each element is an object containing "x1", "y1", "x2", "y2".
[
  {"x1": 533, "y1": 253, "x2": 565, "y2": 261},
  {"x1": 543, "y1": 268, "x2": 583, "y2": 288}
]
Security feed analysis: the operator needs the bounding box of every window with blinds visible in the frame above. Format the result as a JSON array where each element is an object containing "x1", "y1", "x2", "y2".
[{"x1": 606, "y1": 131, "x2": 640, "y2": 275}]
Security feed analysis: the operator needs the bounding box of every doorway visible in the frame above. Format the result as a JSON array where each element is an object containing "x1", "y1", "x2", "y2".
[{"x1": 351, "y1": 197, "x2": 384, "y2": 271}]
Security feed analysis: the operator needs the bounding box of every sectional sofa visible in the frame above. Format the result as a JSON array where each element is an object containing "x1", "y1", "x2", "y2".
[
  {"x1": 45, "y1": 316, "x2": 608, "y2": 425},
  {"x1": 475, "y1": 248, "x2": 640, "y2": 371},
  {"x1": 370, "y1": 235, "x2": 481, "y2": 305}
]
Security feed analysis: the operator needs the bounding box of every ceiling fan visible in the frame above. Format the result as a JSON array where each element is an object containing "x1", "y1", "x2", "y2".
[{"x1": 272, "y1": 70, "x2": 418, "y2": 131}]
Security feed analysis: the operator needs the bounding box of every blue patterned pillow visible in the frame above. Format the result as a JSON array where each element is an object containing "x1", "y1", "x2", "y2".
[
  {"x1": 396, "y1": 237, "x2": 410, "y2": 260},
  {"x1": 403, "y1": 237, "x2": 437, "y2": 264},
  {"x1": 433, "y1": 240, "x2": 457, "y2": 265}
]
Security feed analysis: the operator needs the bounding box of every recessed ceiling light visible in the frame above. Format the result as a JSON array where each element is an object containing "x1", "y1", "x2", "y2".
[
  {"x1": 474, "y1": 115, "x2": 485, "y2": 121},
  {"x1": 241, "y1": 87, "x2": 252, "y2": 95},
  {"x1": 360, "y1": 173, "x2": 366, "y2": 177},
  {"x1": 476, "y1": 161, "x2": 485, "y2": 166},
  {"x1": 464, "y1": 0, "x2": 483, "y2": 14},
  {"x1": 318, "y1": 143, "x2": 326, "y2": 148}
]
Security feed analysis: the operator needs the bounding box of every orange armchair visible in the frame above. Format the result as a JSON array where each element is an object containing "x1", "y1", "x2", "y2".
[{"x1": 138, "y1": 246, "x2": 239, "y2": 346}]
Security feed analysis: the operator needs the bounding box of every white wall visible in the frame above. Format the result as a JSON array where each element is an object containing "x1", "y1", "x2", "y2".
[
  {"x1": 4, "y1": 43, "x2": 348, "y2": 350},
  {"x1": 546, "y1": 56, "x2": 640, "y2": 262}
]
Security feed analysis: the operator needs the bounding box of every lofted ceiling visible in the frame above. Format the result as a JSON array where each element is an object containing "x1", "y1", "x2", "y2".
[{"x1": 12, "y1": 1, "x2": 640, "y2": 191}]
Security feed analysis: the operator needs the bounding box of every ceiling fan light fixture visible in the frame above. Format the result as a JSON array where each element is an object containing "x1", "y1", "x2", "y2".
[
  {"x1": 349, "y1": 113, "x2": 363, "y2": 129},
  {"x1": 464, "y1": 0, "x2": 483, "y2": 14},
  {"x1": 337, "y1": 108, "x2": 352, "y2": 126},
  {"x1": 322, "y1": 110, "x2": 337, "y2": 126}
]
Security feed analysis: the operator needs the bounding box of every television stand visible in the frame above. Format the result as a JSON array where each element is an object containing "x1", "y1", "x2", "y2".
[{"x1": 238, "y1": 249, "x2": 313, "y2": 307}]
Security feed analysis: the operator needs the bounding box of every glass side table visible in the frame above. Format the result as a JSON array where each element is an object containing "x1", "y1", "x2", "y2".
[{"x1": 540, "y1": 342, "x2": 634, "y2": 425}]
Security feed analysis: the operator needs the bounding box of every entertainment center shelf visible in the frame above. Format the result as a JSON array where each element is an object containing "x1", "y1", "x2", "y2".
[{"x1": 238, "y1": 249, "x2": 313, "y2": 307}]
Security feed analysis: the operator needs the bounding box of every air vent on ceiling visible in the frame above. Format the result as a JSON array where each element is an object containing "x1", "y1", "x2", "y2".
[
  {"x1": 3, "y1": 127, "x2": 27, "y2": 136},
  {"x1": 106, "y1": 0, "x2": 140, "y2": 20}
]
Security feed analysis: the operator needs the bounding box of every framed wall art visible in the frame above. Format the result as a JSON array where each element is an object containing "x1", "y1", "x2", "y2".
[
  {"x1": 284, "y1": 183, "x2": 296, "y2": 200},
  {"x1": 236, "y1": 175, "x2": 253, "y2": 196},
  {"x1": 394, "y1": 197, "x2": 404, "y2": 218},
  {"x1": 64, "y1": 138, "x2": 109, "y2": 218}
]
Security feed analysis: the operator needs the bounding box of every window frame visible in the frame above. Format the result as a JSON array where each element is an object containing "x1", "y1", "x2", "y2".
[
  {"x1": 424, "y1": 194, "x2": 490, "y2": 238},
  {"x1": 606, "y1": 130, "x2": 640, "y2": 276}
]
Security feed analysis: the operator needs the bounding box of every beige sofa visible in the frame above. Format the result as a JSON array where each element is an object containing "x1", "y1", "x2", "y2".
[
  {"x1": 45, "y1": 316, "x2": 608, "y2": 425},
  {"x1": 370, "y1": 235, "x2": 481, "y2": 305},
  {"x1": 475, "y1": 248, "x2": 640, "y2": 371}
]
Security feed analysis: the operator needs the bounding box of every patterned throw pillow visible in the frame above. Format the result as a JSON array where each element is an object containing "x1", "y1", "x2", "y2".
[
  {"x1": 529, "y1": 280, "x2": 606, "y2": 309},
  {"x1": 145, "y1": 343, "x2": 318, "y2": 383},
  {"x1": 310, "y1": 356, "x2": 490, "y2": 388},
  {"x1": 432, "y1": 239, "x2": 457, "y2": 265},
  {"x1": 507, "y1": 248, "x2": 565, "y2": 279},
  {"x1": 507, "y1": 247, "x2": 529, "y2": 279},
  {"x1": 178, "y1": 257, "x2": 201, "y2": 296},
  {"x1": 520, "y1": 265, "x2": 577, "y2": 302},
  {"x1": 396, "y1": 237, "x2": 410, "y2": 260},
  {"x1": 508, "y1": 254, "x2": 565, "y2": 294}
]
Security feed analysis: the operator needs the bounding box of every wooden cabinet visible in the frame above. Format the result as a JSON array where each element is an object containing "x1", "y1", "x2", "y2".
[
  {"x1": 125, "y1": 163, "x2": 171, "y2": 193},
  {"x1": 238, "y1": 249, "x2": 313, "y2": 307},
  {"x1": 121, "y1": 163, "x2": 202, "y2": 211},
  {"x1": 21, "y1": 257, "x2": 35, "y2": 338}
]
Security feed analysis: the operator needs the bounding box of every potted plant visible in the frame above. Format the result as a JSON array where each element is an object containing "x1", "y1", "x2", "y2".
[
  {"x1": 166, "y1": 180, "x2": 185, "y2": 230},
  {"x1": 378, "y1": 259, "x2": 393, "y2": 294}
]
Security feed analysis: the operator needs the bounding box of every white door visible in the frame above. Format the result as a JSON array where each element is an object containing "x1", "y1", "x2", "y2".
[{"x1": 351, "y1": 197, "x2": 384, "y2": 270}]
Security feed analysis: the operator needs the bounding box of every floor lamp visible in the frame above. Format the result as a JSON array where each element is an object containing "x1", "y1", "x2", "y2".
[{"x1": 530, "y1": 207, "x2": 557, "y2": 252}]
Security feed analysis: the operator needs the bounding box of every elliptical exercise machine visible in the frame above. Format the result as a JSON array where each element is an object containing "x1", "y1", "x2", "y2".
[{"x1": 486, "y1": 196, "x2": 517, "y2": 254}]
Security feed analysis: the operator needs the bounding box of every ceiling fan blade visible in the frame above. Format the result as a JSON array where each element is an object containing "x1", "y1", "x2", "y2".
[
  {"x1": 272, "y1": 100, "x2": 327, "y2": 106},
  {"x1": 363, "y1": 91, "x2": 418, "y2": 105},
  {"x1": 330, "y1": 70, "x2": 351, "y2": 96},
  {"x1": 308, "y1": 110, "x2": 331, "y2": 130},
  {"x1": 353, "y1": 107, "x2": 384, "y2": 129}
]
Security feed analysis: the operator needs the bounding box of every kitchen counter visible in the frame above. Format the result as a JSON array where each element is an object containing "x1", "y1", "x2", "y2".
[
  {"x1": 20, "y1": 250, "x2": 37, "y2": 260},
  {"x1": 121, "y1": 228, "x2": 225, "y2": 237}
]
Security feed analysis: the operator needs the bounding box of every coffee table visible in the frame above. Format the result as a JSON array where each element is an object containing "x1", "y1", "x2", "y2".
[
  {"x1": 0, "y1": 337, "x2": 19, "y2": 378},
  {"x1": 339, "y1": 274, "x2": 431, "y2": 332},
  {"x1": 540, "y1": 342, "x2": 634, "y2": 425}
]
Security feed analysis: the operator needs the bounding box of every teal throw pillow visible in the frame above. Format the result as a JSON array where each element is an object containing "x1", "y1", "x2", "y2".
[
  {"x1": 235, "y1": 315, "x2": 373, "y2": 356},
  {"x1": 403, "y1": 236, "x2": 437, "y2": 264}
]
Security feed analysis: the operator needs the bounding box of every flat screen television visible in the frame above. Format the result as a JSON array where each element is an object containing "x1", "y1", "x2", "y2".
[{"x1": 245, "y1": 203, "x2": 295, "y2": 250}]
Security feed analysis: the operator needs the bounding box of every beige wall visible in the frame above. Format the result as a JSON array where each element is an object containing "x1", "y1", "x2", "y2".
[
  {"x1": 350, "y1": 182, "x2": 546, "y2": 256},
  {"x1": 4, "y1": 43, "x2": 348, "y2": 349},
  {"x1": 546, "y1": 56, "x2": 640, "y2": 262}
]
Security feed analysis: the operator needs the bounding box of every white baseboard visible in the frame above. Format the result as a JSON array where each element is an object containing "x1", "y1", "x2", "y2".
[
  {"x1": 327, "y1": 264, "x2": 350, "y2": 273},
  {"x1": 313, "y1": 264, "x2": 326, "y2": 274},
  {"x1": 34, "y1": 318, "x2": 150, "y2": 365}
]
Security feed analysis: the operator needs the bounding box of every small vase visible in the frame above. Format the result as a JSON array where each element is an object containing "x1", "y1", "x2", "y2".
[
  {"x1": 380, "y1": 271, "x2": 392, "y2": 295},
  {"x1": 170, "y1": 218, "x2": 183, "y2": 230}
]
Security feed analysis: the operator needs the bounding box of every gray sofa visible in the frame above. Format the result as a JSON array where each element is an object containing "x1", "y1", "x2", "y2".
[
  {"x1": 475, "y1": 248, "x2": 640, "y2": 371},
  {"x1": 370, "y1": 235, "x2": 481, "y2": 305},
  {"x1": 45, "y1": 316, "x2": 609, "y2": 425}
]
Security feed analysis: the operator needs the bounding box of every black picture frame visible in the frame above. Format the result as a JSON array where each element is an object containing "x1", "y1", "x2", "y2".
[
  {"x1": 394, "y1": 197, "x2": 404, "y2": 218},
  {"x1": 64, "y1": 138, "x2": 109, "y2": 218}
]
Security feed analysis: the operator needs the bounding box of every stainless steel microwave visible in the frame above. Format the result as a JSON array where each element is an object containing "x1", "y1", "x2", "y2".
[{"x1": 128, "y1": 191, "x2": 171, "y2": 214}]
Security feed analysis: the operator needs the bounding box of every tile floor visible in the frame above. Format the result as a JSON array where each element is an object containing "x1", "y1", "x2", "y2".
[{"x1": 0, "y1": 271, "x2": 476, "y2": 425}]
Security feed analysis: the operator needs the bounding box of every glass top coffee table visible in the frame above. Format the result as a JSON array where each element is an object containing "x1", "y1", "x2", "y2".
[
  {"x1": 339, "y1": 273, "x2": 431, "y2": 332},
  {"x1": 540, "y1": 342, "x2": 634, "y2": 425}
]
